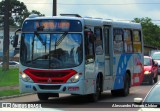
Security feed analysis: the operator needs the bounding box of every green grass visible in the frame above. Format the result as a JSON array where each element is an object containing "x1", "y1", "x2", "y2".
[
  {"x1": 0, "y1": 68, "x2": 19, "y2": 87},
  {"x1": 0, "y1": 89, "x2": 20, "y2": 97}
]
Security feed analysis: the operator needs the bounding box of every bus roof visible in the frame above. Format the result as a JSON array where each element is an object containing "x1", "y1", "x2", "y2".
[{"x1": 25, "y1": 15, "x2": 142, "y2": 29}]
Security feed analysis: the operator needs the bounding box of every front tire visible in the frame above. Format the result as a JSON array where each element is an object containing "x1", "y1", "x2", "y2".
[
  {"x1": 89, "y1": 76, "x2": 101, "y2": 102},
  {"x1": 37, "y1": 93, "x2": 49, "y2": 100}
]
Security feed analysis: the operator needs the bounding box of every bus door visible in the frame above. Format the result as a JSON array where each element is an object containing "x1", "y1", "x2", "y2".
[
  {"x1": 103, "y1": 26, "x2": 114, "y2": 89},
  {"x1": 103, "y1": 26, "x2": 111, "y2": 76},
  {"x1": 84, "y1": 30, "x2": 96, "y2": 94}
]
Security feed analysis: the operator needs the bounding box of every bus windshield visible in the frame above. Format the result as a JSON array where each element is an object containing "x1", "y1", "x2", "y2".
[{"x1": 20, "y1": 33, "x2": 83, "y2": 69}]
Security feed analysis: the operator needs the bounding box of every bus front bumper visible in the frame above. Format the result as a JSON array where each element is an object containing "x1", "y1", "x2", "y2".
[{"x1": 19, "y1": 79, "x2": 85, "y2": 95}]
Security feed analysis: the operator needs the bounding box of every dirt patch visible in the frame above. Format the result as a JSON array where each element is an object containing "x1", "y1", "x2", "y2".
[{"x1": 0, "y1": 85, "x2": 19, "y2": 91}]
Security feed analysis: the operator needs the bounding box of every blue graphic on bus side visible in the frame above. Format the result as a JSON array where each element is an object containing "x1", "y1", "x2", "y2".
[{"x1": 113, "y1": 54, "x2": 132, "y2": 89}]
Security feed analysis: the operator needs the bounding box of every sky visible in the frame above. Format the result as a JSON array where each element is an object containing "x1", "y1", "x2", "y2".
[{"x1": 3, "y1": 0, "x2": 160, "y2": 25}]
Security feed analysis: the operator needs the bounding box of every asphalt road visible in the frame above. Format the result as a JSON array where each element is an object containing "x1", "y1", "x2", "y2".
[{"x1": 0, "y1": 76, "x2": 159, "y2": 111}]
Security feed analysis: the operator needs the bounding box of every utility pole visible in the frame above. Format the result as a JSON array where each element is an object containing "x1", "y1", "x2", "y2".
[
  {"x1": 3, "y1": 0, "x2": 10, "y2": 71},
  {"x1": 53, "y1": 0, "x2": 57, "y2": 16}
]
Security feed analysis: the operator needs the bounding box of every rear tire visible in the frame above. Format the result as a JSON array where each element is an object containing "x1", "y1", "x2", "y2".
[
  {"x1": 111, "y1": 89, "x2": 121, "y2": 96},
  {"x1": 111, "y1": 74, "x2": 130, "y2": 97},
  {"x1": 121, "y1": 74, "x2": 130, "y2": 96}
]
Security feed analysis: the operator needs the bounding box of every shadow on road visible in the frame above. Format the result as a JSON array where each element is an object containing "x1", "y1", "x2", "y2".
[{"x1": 30, "y1": 92, "x2": 132, "y2": 108}]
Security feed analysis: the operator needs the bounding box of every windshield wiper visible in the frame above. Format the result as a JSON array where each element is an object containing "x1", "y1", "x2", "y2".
[
  {"x1": 34, "y1": 31, "x2": 46, "y2": 46},
  {"x1": 55, "y1": 32, "x2": 68, "y2": 46}
]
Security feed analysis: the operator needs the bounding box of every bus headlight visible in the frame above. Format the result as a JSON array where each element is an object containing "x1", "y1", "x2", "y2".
[
  {"x1": 67, "y1": 73, "x2": 81, "y2": 83},
  {"x1": 21, "y1": 73, "x2": 34, "y2": 83}
]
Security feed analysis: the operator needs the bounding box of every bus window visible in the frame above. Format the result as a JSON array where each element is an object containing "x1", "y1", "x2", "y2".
[
  {"x1": 94, "y1": 27, "x2": 103, "y2": 55},
  {"x1": 133, "y1": 30, "x2": 142, "y2": 53},
  {"x1": 124, "y1": 29, "x2": 133, "y2": 53},
  {"x1": 85, "y1": 31, "x2": 95, "y2": 62},
  {"x1": 104, "y1": 27, "x2": 109, "y2": 56},
  {"x1": 113, "y1": 29, "x2": 124, "y2": 54}
]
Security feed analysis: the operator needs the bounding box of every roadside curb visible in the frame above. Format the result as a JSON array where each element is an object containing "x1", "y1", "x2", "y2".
[{"x1": 0, "y1": 93, "x2": 34, "y2": 100}]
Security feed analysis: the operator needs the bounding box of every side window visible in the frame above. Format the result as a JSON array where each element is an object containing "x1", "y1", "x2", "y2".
[
  {"x1": 84, "y1": 31, "x2": 95, "y2": 61},
  {"x1": 124, "y1": 29, "x2": 133, "y2": 53},
  {"x1": 113, "y1": 29, "x2": 124, "y2": 54},
  {"x1": 133, "y1": 30, "x2": 142, "y2": 53},
  {"x1": 104, "y1": 27, "x2": 109, "y2": 56},
  {"x1": 94, "y1": 27, "x2": 103, "y2": 55}
]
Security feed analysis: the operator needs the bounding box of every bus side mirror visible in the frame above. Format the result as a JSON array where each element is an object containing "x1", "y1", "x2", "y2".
[
  {"x1": 13, "y1": 35, "x2": 19, "y2": 48},
  {"x1": 13, "y1": 28, "x2": 21, "y2": 48}
]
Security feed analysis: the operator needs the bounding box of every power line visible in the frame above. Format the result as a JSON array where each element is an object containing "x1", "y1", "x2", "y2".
[
  {"x1": 22, "y1": 2, "x2": 160, "y2": 5},
  {"x1": 57, "y1": 3, "x2": 160, "y2": 5},
  {"x1": 101, "y1": 19, "x2": 160, "y2": 21}
]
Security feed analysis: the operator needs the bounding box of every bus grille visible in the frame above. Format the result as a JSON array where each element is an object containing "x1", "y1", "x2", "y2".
[
  {"x1": 23, "y1": 68, "x2": 77, "y2": 84},
  {"x1": 38, "y1": 85, "x2": 61, "y2": 90}
]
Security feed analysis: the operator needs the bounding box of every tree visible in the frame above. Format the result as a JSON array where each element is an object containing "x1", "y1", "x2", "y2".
[
  {"x1": 30, "y1": 10, "x2": 45, "y2": 16},
  {"x1": 0, "y1": 0, "x2": 44, "y2": 27},
  {"x1": 0, "y1": 0, "x2": 28, "y2": 26},
  {"x1": 133, "y1": 17, "x2": 160, "y2": 48}
]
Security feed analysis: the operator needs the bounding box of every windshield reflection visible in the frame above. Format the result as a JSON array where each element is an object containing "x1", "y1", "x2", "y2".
[
  {"x1": 20, "y1": 33, "x2": 83, "y2": 69},
  {"x1": 144, "y1": 85, "x2": 160, "y2": 105}
]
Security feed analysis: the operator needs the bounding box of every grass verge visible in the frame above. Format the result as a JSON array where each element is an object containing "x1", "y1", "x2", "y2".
[
  {"x1": 0, "y1": 68, "x2": 19, "y2": 87},
  {"x1": 0, "y1": 89, "x2": 20, "y2": 97}
]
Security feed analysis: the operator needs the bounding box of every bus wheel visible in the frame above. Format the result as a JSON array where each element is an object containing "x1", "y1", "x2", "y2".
[
  {"x1": 111, "y1": 89, "x2": 120, "y2": 96},
  {"x1": 37, "y1": 93, "x2": 49, "y2": 100},
  {"x1": 111, "y1": 74, "x2": 130, "y2": 96},
  {"x1": 89, "y1": 76, "x2": 101, "y2": 102},
  {"x1": 120, "y1": 74, "x2": 130, "y2": 96}
]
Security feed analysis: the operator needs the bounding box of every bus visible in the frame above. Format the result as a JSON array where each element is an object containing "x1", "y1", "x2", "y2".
[{"x1": 13, "y1": 14, "x2": 144, "y2": 102}]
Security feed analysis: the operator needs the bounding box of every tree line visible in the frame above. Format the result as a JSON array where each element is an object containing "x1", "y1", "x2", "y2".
[
  {"x1": 0, "y1": 0, "x2": 44, "y2": 27},
  {"x1": 133, "y1": 17, "x2": 160, "y2": 48},
  {"x1": 0, "y1": 0, "x2": 160, "y2": 48}
]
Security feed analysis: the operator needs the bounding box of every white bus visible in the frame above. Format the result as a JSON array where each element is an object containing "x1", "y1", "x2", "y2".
[{"x1": 14, "y1": 14, "x2": 144, "y2": 102}]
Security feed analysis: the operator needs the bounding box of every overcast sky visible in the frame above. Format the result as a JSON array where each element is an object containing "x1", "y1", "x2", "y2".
[{"x1": 13, "y1": 0, "x2": 160, "y2": 25}]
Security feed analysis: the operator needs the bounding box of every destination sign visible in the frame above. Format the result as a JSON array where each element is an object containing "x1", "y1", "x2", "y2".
[{"x1": 22, "y1": 20, "x2": 82, "y2": 32}]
